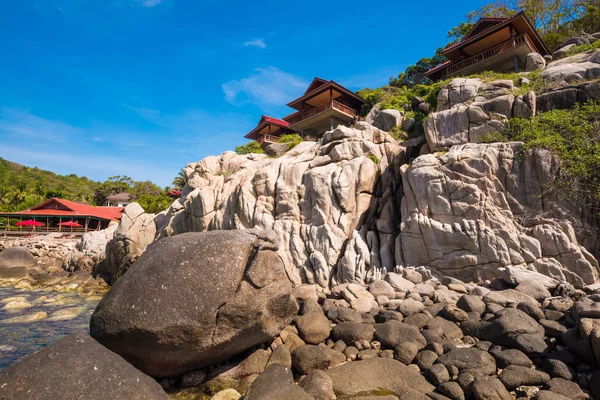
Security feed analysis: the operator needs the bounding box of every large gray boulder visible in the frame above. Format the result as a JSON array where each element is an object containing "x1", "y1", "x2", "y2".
[
  {"x1": 0, "y1": 246, "x2": 36, "y2": 268},
  {"x1": 90, "y1": 230, "x2": 298, "y2": 378},
  {"x1": 0, "y1": 333, "x2": 169, "y2": 400},
  {"x1": 526, "y1": 52, "x2": 547, "y2": 71},
  {"x1": 373, "y1": 109, "x2": 403, "y2": 131}
]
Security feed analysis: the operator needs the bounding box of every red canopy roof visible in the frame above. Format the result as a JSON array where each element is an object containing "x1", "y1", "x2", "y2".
[
  {"x1": 8, "y1": 198, "x2": 124, "y2": 221},
  {"x1": 262, "y1": 116, "x2": 290, "y2": 127}
]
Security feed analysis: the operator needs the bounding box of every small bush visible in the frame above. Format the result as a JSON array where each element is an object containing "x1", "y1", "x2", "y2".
[
  {"x1": 388, "y1": 126, "x2": 408, "y2": 141},
  {"x1": 368, "y1": 155, "x2": 380, "y2": 164},
  {"x1": 279, "y1": 133, "x2": 303, "y2": 150},
  {"x1": 563, "y1": 39, "x2": 600, "y2": 58},
  {"x1": 235, "y1": 141, "x2": 264, "y2": 155}
]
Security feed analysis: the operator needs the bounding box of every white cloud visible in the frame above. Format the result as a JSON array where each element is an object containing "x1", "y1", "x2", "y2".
[
  {"x1": 222, "y1": 67, "x2": 307, "y2": 112},
  {"x1": 244, "y1": 38, "x2": 266, "y2": 49}
]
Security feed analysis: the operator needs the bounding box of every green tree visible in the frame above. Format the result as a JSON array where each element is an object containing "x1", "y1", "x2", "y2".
[
  {"x1": 171, "y1": 169, "x2": 188, "y2": 190},
  {"x1": 390, "y1": 48, "x2": 447, "y2": 88},
  {"x1": 136, "y1": 194, "x2": 172, "y2": 214}
]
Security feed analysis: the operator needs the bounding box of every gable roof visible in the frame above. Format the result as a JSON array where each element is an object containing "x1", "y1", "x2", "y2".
[
  {"x1": 13, "y1": 198, "x2": 124, "y2": 221},
  {"x1": 244, "y1": 115, "x2": 291, "y2": 140},
  {"x1": 106, "y1": 192, "x2": 133, "y2": 202},
  {"x1": 462, "y1": 17, "x2": 507, "y2": 41},
  {"x1": 444, "y1": 11, "x2": 549, "y2": 55},
  {"x1": 262, "y1": 116, "x2": 290, "y2": 127},
  {"x1": 287, "y1": 79, "x2": 365, "y2": 110},
  {"x1": 304, "y1": 77, "x2": 329, "y2": 95}
]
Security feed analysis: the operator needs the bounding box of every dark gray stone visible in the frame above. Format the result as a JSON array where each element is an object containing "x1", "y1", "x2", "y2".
[
  {"x1": 291, "y1": 345, "x2": 346, "y2": 375},
  {"x1": 245, "y1": 364, "x2": 313, "y2": 400},
  {"x1": 471, "y1": 376, "x2": 512, "y2": 400},
  {"x1": 330, "y1": 322, "x2": 374, "y2": 345},
  {"x1": 325, "y1": 357, "x2": 434, "y2": 398},
  {"x1": 543, "y1": 358, "x2": 575, "y2": 380},
  {"x1": 493, "y1": 349, "x2": 532, "y2": 369},
  {"x1": 415, "y1": 349, "x2": 438, "y2": 371},
  {"x1": 546, "y1": 377, "x2": 587, "y2": 399},
  {"x1": 90, "y1": 230, "x2": 298, "y2": 378},
  {"x1": 326, "y1": 306, "x2": 362, "y2": 323},
  {"x1": 394, "y1": 342, "x2": 419, "y2": 364},
  {"x1": 374, "y1": 320, "x2": 427, "y2": 349},
  {"x1": 0, "y1": 333, "x2": 168, "y2": 400},
  {"x1": 498, "y1": 365, "x2": 550, "y2": 389},
  {"x1": 427, "y1": 363, "x2": 450, "y2": 385},
  {"x1": 437, "y1": 381, "x2": 465, "y2": 400},
  {"x1": 299, "y1": 369, "x2": 335, "y2": 400},
  {"x1": 437, "y1": 348, "x2": 496, "y2": 377}
]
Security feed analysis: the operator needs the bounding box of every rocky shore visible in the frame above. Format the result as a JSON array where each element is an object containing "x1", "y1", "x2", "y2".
[
  {"x1": 0, "y1": 244, "x2": 108, "y2": 294},
  {"x1": 1, "y1": 229, "x2": 600, "y2": 399},
  {"x1": 1, "y1": 45, "x2": 599, "y2": 400}
]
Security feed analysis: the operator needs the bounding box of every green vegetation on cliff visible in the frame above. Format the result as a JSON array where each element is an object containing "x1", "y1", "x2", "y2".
[{"x1": 482, "y1": 100, "x2": 600, "y2": 201}]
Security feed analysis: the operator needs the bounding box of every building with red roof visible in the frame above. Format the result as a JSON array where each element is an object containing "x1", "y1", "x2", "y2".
[
  {"x1": 244, "y1": 115, "x2": 295, "y2": 144},
  {"x1": 425, "y1": 12, "x2": 550, "y2": 81},
  {"x1": 243, "y1": 77, "x2": 365, "y2": 144},
  {"x1": 1, "y1": 198, "x2": 124, "y2": 233}
]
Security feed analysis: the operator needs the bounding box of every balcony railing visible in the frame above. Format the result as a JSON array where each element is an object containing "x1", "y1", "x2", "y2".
[
  {"x1": 286, "y1": 99, "x2": 357, "y2": 126},
  {"x1": 446, "y1": 33, "x2": 536, "y2": 76},
  {"x1": 257, "y1": 134, "x2": 280, "y2": 144}
]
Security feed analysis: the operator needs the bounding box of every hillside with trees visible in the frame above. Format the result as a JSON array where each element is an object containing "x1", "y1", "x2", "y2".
[{"x1": 0, "y1": 158, "x2": 173, "y2": 214}]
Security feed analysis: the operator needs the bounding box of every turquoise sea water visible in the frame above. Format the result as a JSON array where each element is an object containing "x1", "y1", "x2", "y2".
[{"x1": 0, "y1": 287, "x2": 100, "y2": 370}]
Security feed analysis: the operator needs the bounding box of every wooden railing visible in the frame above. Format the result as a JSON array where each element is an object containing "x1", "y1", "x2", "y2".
[
  {"x1": 446, "y1": 33, "x2": 534, "y2": 76},
  {"x1": 286, "y1": 99, "x2": 357, "y2": 126},
  {"x1": 257, "y1": 134, "x2": 280, "y2": 144}
]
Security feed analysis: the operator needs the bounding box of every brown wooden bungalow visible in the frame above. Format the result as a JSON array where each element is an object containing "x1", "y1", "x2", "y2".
[
  {"x1": 284, "y1": 78, "x2": 365, "y2": 138},
  {"x1": 244, "y1": 78, "x2": 365, "y2": 143},
  {"x1": 244, "y1": 115, "x2": 295, "y2": 144},
  {"x1": 425, "y1": 12, "x2": 550, "y2": 81}
]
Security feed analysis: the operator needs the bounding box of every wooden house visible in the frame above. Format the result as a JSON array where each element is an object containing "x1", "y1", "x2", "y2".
[
  {"x1": 244, "y1": 115, "x2": 295, "y2": 144},
  {"x1": 284, "y1": 78, "x2": 365, "y2": 138},
  {"x1": 425, "y1": 12, "x2": 550, "y2": 81},
  {"x1": 243, "y1": 78, "x2": 365, "y2": 143}
]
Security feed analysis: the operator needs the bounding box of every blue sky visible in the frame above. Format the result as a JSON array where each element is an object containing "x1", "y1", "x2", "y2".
[{"x1": 0, "y1": 0, "x2": 488, "y2": 187}]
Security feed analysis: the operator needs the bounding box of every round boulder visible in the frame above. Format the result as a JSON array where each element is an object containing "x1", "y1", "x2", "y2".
[
  {"x1": 90, "y1": 230, "x2": 298, "y2": 378},
  {"x1": 373, "y1": 109, "x2": 403, "y2": 132},
  {"x1": 0, "y1": 246, "x2": 36, "y2": 268},
  {"x1": 525, "y1": 52, "x2": 546, "y2": 72}
]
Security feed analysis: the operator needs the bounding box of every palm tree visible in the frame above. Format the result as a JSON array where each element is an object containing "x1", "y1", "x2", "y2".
[
  {"x1": 11, "y1": 180, "x2": 27, "y2": 205},
  {"x1": 171, "y1": 169, "x2": 188, "y2": 190}
]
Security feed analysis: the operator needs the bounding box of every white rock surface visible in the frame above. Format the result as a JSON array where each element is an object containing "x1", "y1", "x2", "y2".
[
  {"x1": 105, "y1": 202, "x2": 156, "y2": 283},
  {"x1": 399, "y1": 142, "x2": 598, "y2": 287}
]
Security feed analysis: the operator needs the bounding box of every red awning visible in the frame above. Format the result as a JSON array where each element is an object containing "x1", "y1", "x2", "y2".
[{"x1": 15, "y1": 220, "x2": 45, "y2": 227}]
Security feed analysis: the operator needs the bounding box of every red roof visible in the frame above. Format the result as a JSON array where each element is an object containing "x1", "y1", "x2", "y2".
[
  {"x1": 262, "y1": 116, "x2": 290, "y2": 127},
  {"x1": 8, "y1": 198, "x2": 124, "y2": 221},
  {"x1": 168, "y1": 190, "x2": 182, "y2": 198}
]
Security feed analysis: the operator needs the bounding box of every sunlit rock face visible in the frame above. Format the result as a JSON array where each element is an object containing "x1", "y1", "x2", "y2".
[{"x1": 153, "y1": 123, "x2": 598, "y2": 289}]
